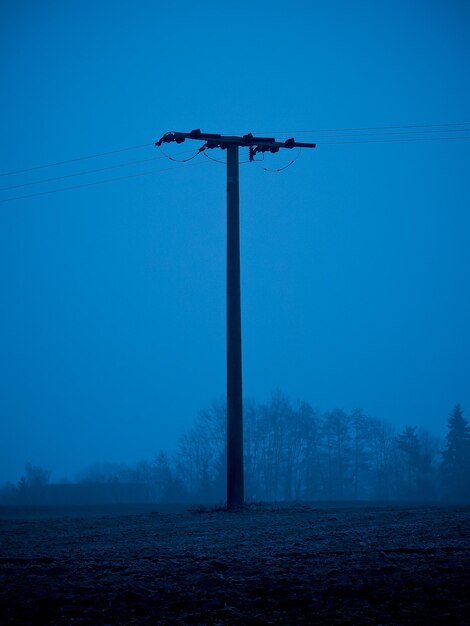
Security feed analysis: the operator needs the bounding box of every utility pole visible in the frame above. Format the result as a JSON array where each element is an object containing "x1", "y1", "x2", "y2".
[
  {"x1": 155, "y1": 130, "x2": 316, "y2": 509},
  {"x1": 226, "y1": 143, "x2": 243, "y2": 509}
]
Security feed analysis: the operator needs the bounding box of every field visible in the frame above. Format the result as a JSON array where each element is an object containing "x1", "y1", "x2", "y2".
[{"x1": 0, "y1": 503, "x2": 469, "y2": 624}]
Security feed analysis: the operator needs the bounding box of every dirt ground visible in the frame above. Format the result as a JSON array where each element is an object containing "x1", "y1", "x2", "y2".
[{"x1": 0, "y1": 503, "x2": 469, "y2": 625}]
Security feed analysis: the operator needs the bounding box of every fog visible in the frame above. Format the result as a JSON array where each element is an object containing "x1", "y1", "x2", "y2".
[{"x1": 1, "y1": 1, "x2": 469, "y2": 486}]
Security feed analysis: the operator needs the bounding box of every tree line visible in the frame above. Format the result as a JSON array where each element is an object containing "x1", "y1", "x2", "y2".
[
  {"x1": 172, "y1": 397, "x2": 469, "y2": 503},
  {"x1": 1, "y1": 398, "x2": 469, "y2": 505}
]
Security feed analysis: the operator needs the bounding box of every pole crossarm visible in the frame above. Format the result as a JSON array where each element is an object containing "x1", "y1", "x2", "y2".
[{"x1": 155, "y1": 129, "x2": 316, "y2": 160}]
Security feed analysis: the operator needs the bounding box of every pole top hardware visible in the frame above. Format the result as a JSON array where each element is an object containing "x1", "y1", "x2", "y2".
[{"x1": 155, "y1": 129, "x2": 316, "y2": 161}]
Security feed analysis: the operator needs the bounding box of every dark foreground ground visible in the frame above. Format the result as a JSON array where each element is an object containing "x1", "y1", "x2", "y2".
[{"x1": 0, "y1": 503, "x2": 469, "y2": 625}]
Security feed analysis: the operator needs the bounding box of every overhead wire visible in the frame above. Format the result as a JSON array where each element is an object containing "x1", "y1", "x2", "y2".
[
  {"x1": 315, "y1": 135, "x2": 470, "y2": 145},
  {"x1": 292, "y1": 127, "x2": 470, "y2": 140},
  {"x1": 202, "y1": 148, "x2": 298, "y2": 171},
  {"x1": 0, "y1": 153, "x2": 197, "y2": 192},
  {"x1": 0, "y1": 160, "x2": 208, "y2": 204},
  {"x1": 252, "y1": 149, "x2": 302, "y2": 173},
  {"x1": 203, "y1": 153, "x2": 252, "y2": 165},
  {"x1": 157, "y1": 145, "x2": 204, "y2": 163},
  {"x1": 232, "y1": 121, "x2": 470, "y2": 135},
  {"x1": 162, "y1": 122, "x2": 470, "y2": 174},
  {"x1": 0, "y1": 147, "x2": 205, "y2": 194},
  {"x1": 1, "y1": 121, "x2": 469, "y2": 195},
  {"x1": 0, "y1": 142, "x2": 156, "y2": 178},
  {"x1": 2, "y1": 122, "x2": 469, "y2": 179}
]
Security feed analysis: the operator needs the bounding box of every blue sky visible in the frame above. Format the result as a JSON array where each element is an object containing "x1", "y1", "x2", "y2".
[{"x1": 1, "y1": 0, "x2": 469, "y2": 482}]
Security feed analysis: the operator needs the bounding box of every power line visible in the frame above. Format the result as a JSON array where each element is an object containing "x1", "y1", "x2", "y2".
[
  {"x1": 0, "y1": 142, "x2": 155, "y2": 178},
  {"x1": 0, "y1": 161, "x2": 204, "y2": 204},
  {"x1": 316, "y1": 135, "x2": 470, "y2": 145},
  {"x1": 0, "y1": 156, "x2": 161, "y2": 192},
  {"x1": 203, "y1": 153, "x2": 252, "y2": 165},
  {"x1": 0, "y1": 122, "x2": 470, "y2": 180},
  {"x1": 239, "y1": 122, "x2": 470, "y2": 135},
  {"x1": 2, "y1": 122, "x2": 469, "y2": 186},
  {"x1": 157, "y1": 146, "x2": 204, "y2": 163},
  {"x1": 0, "y1": 149, "x2": 200, "y2": 193},
  {"x1": 293, "y1": 127, "x2": 470, "y2": 140},
  {"x1": 252, "y1": 149, "x2": 302, "y2": 173},
  {"x1": 202, "y1": 134, "x2": 470, "y2": 164}
]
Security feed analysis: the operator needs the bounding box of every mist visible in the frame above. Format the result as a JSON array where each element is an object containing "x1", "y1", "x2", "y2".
[
  {"x1": 1, "y1": 4, "x2": 469, "y2": 484},
  {"x1": 1, "y1": 3, "x2": 470, "y2": 625}
]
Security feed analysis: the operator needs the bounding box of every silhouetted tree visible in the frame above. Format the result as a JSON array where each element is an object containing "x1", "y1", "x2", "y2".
[
  {"x1": 351, "y1": 409, "x2": 372, "y2": 500},
  {"x1": 368, "y1": 417, "x2": 395, "y2": 499},
  {"x1": 198, "y1": 401, "x2": 227, "y2": 500},
  {"x1": 324, "y1": 409, "x2": 351, "y2": 498},
  {"x1": 1, "y1": 393, "x2": 452, "y2": 506},
  {"x1": 244, "y1": 399, "x2": 261, "y2": 500},
  {"x1": 416, "y1": 429, "x2": 440, "y2": 500},
  {"x1": 15, "y1": 463, "x2": 51, "y2": 504},
  {"x1": 24, "y1": 462, "x2": 50, "y2": 488},
  {"x1": 396, "y1": 426, "x2": 422, "y2": 499},
  {"x1": 78, "y1": 462, "x2": 130, "y2": 484},
  {"x1": 286, "y1": 402, "x2": 318, "y2": 500},
  {"x1": 395, "y1": 426, "x2": 437, "y2": 500},
  {"x1": 441, "y1": 405, "x2": 470, "y2": 502},
  {"x1": 300, "y1": 403, "x2": 324, "y2": 500},
  {"x1": 175, "y1": 402, "x2": 226, "y2": 502}
]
